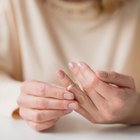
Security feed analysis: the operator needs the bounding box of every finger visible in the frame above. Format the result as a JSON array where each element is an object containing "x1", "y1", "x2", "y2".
[
  {"x1": 68, "y1": 61, "x2": 96, "y2": 91},
  {"x1": 57, "y1": 69, "x2": 99, "y2": 121},
  {"x1": 56, "y1": 69, "x2": 99, "y2": 114},
  {"x1": 86, "y1": 87, "x2": 107, "y2": 110},
  {"x1": 68, "y1": 62, "x2": 120, "y2": 100},
  {"x1": 96, "y1": 71, "x2": 135, "y2": 89},
  {"x1": 75, "y1": 105, "x2": 98, "y2": 123},
  {"x1": 67, "y1": 62, "x2": 105, "y2": 98},
  {"x1": 27, "y1": 119, "x2": 58, "y2": 131},
  {"x1": 19, "y1": 108, "x2": 72, "y2": 123},
  {"x1": 68, "y1": 62, "x2": 107, "y2": 108},
  {"x1": 17, "y1": 94, "x2": 78, "y2": 110},
  {"x1": 21, "y1": 80, "x2": 74, "y2": 100},
  {"x1": 56, "y1": 69, "x2": 90, "y2": 104},
  {"x1": 56, "y1": 70, "x2": 74, "y2": 88}
]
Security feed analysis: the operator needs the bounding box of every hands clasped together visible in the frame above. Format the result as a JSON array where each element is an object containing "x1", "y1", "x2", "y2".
[{"x1": 17, "y1": 62, "x2": 140, "y2": 131}]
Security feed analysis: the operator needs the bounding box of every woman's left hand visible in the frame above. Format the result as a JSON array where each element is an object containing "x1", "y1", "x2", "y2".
[{"x1": 56, "y1": 62, "x2": 140, "y2": 125}]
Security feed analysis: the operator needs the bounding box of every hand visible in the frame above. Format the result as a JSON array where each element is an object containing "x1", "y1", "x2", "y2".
[
  {"x1": 57, "y1": 62, "x2": 140, "y2": 125},
  {"x1": 17, "y1": 80, "x2": 78, "y2": 131},
  {"x1": 56, "y1": 70, "x2": 99, "y2": 123}
]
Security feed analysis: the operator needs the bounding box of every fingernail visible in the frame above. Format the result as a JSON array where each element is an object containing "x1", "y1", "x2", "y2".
[
  {"x1": 97, "y1": 71, "x2": 108, "y2": 78},
  {"x1": 64, "y1": 92, "x2": 74, "y2": 100},
  {"x1": 68, "y1": 62, "x2": 76, "y2": 70},
  {"x1": 68, "y1": 102, "x2": 78, "y2": 110},
  {"x1": 64, "y1": 110, "x2": 72, "y2": 114},
  {"x1": 56, "y1": 70, "x2": 65, "y2": 79}
]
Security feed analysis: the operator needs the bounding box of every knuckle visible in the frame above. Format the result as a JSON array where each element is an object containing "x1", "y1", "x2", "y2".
[
  {"x1": 115, "y1": 98, "x2": 125, "y2": 110},
  {"x1": 40, "y1": 84, "x2": 48, "y2": 97},
  {"x1": 112, "y1": 98, "x2": 125, "y2": 112},
  {"x1": 109, "y1": 71, "x2": 118, "y2": 79},
  {"x1": 84, "y1": 76, "x2": 99, "y2": 92},
  {"x1": 21, "y1": 80, "x2": 47, "y2": 97},
  {"x1": 33, "y1": 112, "x2": 43, "y2": 122},
  {"x1": 56, "y1": 91, "x2": 63, "y2": 99},
  {"x1": 20, "y1": 80, "x2": 31, "y2": 92},
  {"x1": 50, "y1": 85, "x2": 64, "y2": 99},
  {"x1": 35, "y1": 99, "x2": 47, "y2": 109}
]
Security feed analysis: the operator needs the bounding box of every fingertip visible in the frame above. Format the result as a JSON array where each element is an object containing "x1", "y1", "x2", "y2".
[
  {"x1": 78, "y1": 62, "x2": 95, "y2": 73},
  {"x1": 64, "y1": 92, "x2": 75, "y2": 100},
  {"x1": 56, "y1": 69, "x2": 65, "y2": 79},
  {"x1": 68, "y1": 61, "x2": 76, "y2": 71}
]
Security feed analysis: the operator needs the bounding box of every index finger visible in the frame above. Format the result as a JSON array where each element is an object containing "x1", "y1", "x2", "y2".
[
  {"x1": 56, "y1": 70, "x2": 96, "y2": 105},
  {"x1": 20, "y1": 80, "x2": 74, "y2": 100},
  {"x1": 56, "y1": 70, "x2": 85, "y2": 103},
  {"x1": 56, "y1": 70, "x2": 74, "y2": 87},
  {"x1": 96, "y1": 71, "x2": 135, "y2": 89},
  {"x1": 56, "y1": 69, "x2": 99, "y2": 114}
]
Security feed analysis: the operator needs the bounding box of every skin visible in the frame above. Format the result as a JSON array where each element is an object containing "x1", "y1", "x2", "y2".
[
  {"x1": 57, "y1": 62, "x2": 140, "y2": 125},
  {"x1": 17, "y1": 0, "x2": 91, "y2": 132},
  {"x1": 17, "y1": 81, "x2": 79, "y2": 131},
  {"x1": 17, "y1": 0, "x2": 138, "y2": 132},
  {"x1": 18, "y1": 61, "x2": 140, "y2": 131}
]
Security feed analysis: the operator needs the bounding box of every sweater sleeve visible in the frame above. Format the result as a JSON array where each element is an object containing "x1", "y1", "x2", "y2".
[{"x1": 0, "y1": 0, "x2": 22, "y2": 119}]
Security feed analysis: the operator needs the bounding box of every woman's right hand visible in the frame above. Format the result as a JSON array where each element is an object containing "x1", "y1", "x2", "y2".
[{"x1": 17, "y1": 80, "x2": 78, "y2": 131}]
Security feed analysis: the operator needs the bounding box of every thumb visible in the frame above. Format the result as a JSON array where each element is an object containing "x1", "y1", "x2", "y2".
[{"x1": 96, "y1": 71, "x2": 135, "y2": 89}]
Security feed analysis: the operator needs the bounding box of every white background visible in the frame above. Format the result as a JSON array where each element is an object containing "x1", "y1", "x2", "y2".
[{"x1": 1, "y1": 112, "x2": 140, "y2": 140}]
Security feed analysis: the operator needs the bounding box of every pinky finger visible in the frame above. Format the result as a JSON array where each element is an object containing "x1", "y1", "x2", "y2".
[{"x1": 27, "y1": 119, "x2": 58, "y2": 132}]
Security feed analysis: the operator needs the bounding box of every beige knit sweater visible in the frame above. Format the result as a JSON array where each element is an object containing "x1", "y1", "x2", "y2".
[{"x1": 0, "y1": 0, "x2": 140, "y2": 118}]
